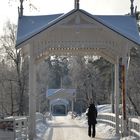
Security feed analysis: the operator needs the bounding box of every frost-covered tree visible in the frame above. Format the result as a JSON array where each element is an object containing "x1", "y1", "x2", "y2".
[
  {"x1": 0, "y1": 21, "x2": 28, "y2": 116},
  {"x1": 69, "y1": 56, "x2": 112, "y2": 113}
]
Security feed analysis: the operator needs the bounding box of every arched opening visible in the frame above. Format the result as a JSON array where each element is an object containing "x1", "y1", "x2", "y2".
[
  {"x1": 53, "y1": 105, "x2": 66, "y2": 115},
  {"x1": 50, "y1": 98, "x2": 69, "y2": 116}
]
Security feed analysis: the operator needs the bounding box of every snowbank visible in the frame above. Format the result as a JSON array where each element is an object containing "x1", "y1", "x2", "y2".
[
  {"x1": 75, "y1": 104, "x2": 138, "y2": 140},
  {"x1": 35, "y1": 112, "x2": 48, "y2": 140},
  {"x1": 97, "y1": 104, "x2": 112, "y2": 113}
]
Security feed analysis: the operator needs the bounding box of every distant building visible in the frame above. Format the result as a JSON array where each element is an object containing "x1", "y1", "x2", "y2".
[{"x1": 46, "y1": 89, "x2": 76, "y2": 115}]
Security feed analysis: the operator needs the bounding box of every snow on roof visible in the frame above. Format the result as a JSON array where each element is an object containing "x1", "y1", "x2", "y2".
[
  {"x1": 16, "y1": 9, "x2": 140, "y2": 47},
  {"x1": 47, "y1": 88, "x2": 76, "y2": 97}
]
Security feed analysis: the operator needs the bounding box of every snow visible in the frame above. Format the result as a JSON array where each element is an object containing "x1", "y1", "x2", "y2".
[
  {"x1": 129, "y1": 117, "x2": 140, "y2": 124},
  {"x1": 35, "y1": 112, "x2": 48, "y2": 140},
  {"x1": 35, "y1": 104, "x2": 139, "y2": 140},
  {"x1": 97, "y1": 104, "x2": 112, "y2": 113},
  {"x1": 36, "y1": 122, "x2": 48, "y2": 139}
]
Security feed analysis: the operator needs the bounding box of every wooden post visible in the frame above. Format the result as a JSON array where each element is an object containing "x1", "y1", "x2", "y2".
[
  {"x1": 114, "y1": 57, "x2": 120, "y2": 135},
  {"x1": 111, "y1": 64, "x2": 115, "y2": 113},
  {"x1": 49, "y1": 101, "x2": 52, "y2": 114},
  {"x1": 121, "y1": 58, "x2": 128, "y2": 136},
  {"x1": 29, "y1": 45, "x2": 36, "y2": 140},
  {"x1": 65, "y1": 104, "x2": 67, "y2": 115},
  {"x1": 71, "y1": 99, "x2": 74, "y2": 119}
]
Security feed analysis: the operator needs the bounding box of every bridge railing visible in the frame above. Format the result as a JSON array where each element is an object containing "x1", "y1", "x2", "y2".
[
  {"x1": 97, "y1": 113, "x2": 140, "y2": 139},
  {"x1": 0, "y1": 119, "x2": 15, "y2": 140},
  {"x1": 14, "y1": 116, "x2": 28, "y2": 139},
  {"x1": 128, "y1": 117, "x2": 140, "y2": 139},
  {"x1": 0, "y1": 116, "x2": 28, "y2": 140}
]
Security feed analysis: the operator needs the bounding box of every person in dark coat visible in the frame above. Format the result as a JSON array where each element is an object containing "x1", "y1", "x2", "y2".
[{"x1": 86, "y1": 102, "x2": 97, "y2": 138}]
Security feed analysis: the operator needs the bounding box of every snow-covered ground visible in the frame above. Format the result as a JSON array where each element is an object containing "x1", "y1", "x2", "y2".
[{"x1": 35, "y1": 105, "x2": 138, "y2": 140}]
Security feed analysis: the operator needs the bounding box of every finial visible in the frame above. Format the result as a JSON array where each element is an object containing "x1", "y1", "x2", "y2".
[
  {"x1": 135, "y1": 6, "x2": 137, "y2": 15},
  {"x1": 130, "y1": 0, "x2": 134, "y2": 16},
  {"x1": 18, "y1": 0, "x2": 24, "y2": 17},
  {"x1": 75, "y1": 0, "x2": 80, "y2": 9}
]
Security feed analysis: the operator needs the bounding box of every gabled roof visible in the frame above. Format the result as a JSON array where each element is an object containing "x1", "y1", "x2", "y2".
[
  {"x1": 94, "y1": 14, "x2": 140, "y2": 46},
  {"x1": 16, "y1": 9, "x2": 140, "y2": 48},
  {"x1": 50, "y1": 99, "x2": 69, "y2": 105},
  {"x1": 47, "y1": 88, "x2": 76, "y2": 97},
  {"x1": 16, "y1": 13, "x2": 63, "y2": 46}
]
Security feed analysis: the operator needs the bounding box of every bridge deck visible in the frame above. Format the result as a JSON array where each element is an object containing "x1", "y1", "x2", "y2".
[{"x1": 43, "y1": 116, "x2": 119, "y2": 140}]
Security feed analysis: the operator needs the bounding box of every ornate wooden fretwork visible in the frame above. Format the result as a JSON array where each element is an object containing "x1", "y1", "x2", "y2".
[{"x1": 32, "y1": 40, "x2": 119, "y2": 64}]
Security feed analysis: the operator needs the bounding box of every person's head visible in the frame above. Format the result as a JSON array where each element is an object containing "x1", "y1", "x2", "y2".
[{"x1": 90, "y1": 103, "x2": 96, "y2": 110}]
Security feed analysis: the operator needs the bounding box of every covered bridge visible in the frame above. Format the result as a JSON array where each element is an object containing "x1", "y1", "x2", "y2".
[
  {"x1": 47, "y1": 89, "x2": 76, "y2": 115},
  {"x1": 16, "y1": 0, "x2": 140, "y2": 139}
]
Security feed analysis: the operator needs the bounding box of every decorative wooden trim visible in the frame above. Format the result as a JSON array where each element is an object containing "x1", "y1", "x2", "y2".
[{"x1": 33, "y1": 40, "x2": 118, "y2": 63}]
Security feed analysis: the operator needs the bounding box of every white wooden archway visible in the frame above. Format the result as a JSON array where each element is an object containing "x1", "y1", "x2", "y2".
[
  {"x1": 47, "y1": 89, "x2": 76, "y2": 118},
  {"x1": 50, "y1": 99, "x2": 69, "y2": 115},
  {"x1": 16, "y1": 2, "x2": 140, "y2": 139}
]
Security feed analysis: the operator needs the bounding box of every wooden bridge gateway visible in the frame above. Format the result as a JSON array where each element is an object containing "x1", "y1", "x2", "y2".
[
  {"x1": 15, "y1": 0, "x2": 140, "y2": 139},
  {"x1": 47, "y1": 89, "x2": 76, "y2": 116}
]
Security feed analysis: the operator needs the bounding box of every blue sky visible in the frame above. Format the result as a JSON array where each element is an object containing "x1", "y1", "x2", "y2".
[{"x1": 0, "y1": 0, "x2": 140, "y2": 33}]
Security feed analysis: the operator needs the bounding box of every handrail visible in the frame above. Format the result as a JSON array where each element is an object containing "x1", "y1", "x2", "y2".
[
  {"x1": 0, "y1": 116, "x2": 28, "y2": 139},
  {"x1": 128, "y1": 117, "x2": 140, "y2": 139},
  {"x1": 97, "y1": 113, "x2": 140, "y2": 139},
  {"x1": 14, "y1": 116, "x2": 28, "y2": 139}
]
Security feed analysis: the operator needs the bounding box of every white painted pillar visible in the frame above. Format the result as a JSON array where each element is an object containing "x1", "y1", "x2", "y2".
[
  {"x1": 52, "y1": 105, "x2": 54, "y2": 114},
  {"x1": 29, "y1": 45, "x2": 36, "y2": 140},
  {"x1": 111, "y1": 65, "x2": 115, "y2": 113},
  {"x1": 49, "y1": 101, "x2": 52, "y2": 114},
  {"x1": 71, "y1": 99, "x2": 74, "y2": 119},
  {"x1": 65, "y1": 104, "x2": 67, "y2": 115},
  {"x1": 114, "y1": 57, "x2": 120, "y2": 135}
]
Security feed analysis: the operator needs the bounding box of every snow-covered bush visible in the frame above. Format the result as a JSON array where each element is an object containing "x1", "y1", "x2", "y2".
[
  {"x1": 36, "y1": 112, "x2": 48, "y2": 139},
  {"x1": 36, "y1": 112, "x2": 46, "y2": 124}
]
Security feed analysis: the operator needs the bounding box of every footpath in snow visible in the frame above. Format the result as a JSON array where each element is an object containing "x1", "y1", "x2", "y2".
[
  {"x1": 35, "y1": 105, "x2": 138, "y2": 140},
  {"x1": 42, "y1": 115, "x2": 119, "y2": 140}
]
